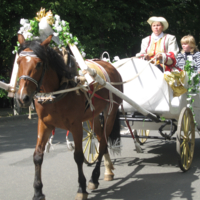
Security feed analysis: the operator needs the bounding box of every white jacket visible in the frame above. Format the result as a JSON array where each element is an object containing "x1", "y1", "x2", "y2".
[{"x1": 136, "y1": 33, "x2": 179, "y2": 67}]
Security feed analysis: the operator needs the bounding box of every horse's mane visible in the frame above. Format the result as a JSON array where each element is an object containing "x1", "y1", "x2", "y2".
[{"x1": 18, "y1": 40, "x2": 77, "y2": 81}]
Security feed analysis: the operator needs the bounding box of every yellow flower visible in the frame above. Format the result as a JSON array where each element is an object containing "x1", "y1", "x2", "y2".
[
  {"x1": 35, "y1": 7, "x2": 46, "y2": 22},
  {"x1": 46, "y1": 10, "x2": 54, "y2": 25}
]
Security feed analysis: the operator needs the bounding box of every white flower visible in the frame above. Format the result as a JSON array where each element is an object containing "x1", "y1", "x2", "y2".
[
  {"x1": 22, "y1": 31, "x2": 33, "y2": 40},
  {"x1": 12, "y1": 50, "x2": 16, "y2": 54},
  {"x1": 20, "y1": 18, "x2": 29, "y2": 25},
  {"x1": 19, "y1": 26, "x2": 25, "y2": 33},
  {"x1": 61, "y1": 20, "x2": 66, "y2": 27},
  {"x1": 54, "y1": 15, "x2": 60, "y2": 22},
  {"x1": 18, "y1": 30, "x2": 22, "y2": 34},
  {"x1": 53, "y1": 32, "x2": 59, "y2": 37},
  {"x1": 82, "y1": 52, "x2": 86, "y2": 57},
  {"x1": 56, "y1": 26, "x2": 62, "y2": 32},
  {"x1": 74, "y1": 41, "x2": 78, "y2": 45},
  {"x1": 54, "y1": 20, "x2": 60, "y2": 27},
  {"x1": 26, "y1": 32, "x2": 33, "y2": 39},
  {"x1": 70, "y1": 33, "x2": 73, "y2": 38},
  {"x1": 24, "y1": 23, "x2": 31, "y2": 31},
  {"x1": 113, "y1": 56, "x2": 120, "y2": 62}
]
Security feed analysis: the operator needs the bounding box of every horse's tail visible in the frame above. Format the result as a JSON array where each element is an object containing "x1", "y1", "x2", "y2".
[{"x1": 108, "y1": 110, "x2": 121, "y2": 148}]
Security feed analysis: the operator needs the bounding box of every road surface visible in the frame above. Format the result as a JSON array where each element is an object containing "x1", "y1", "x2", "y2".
[{"x1": 0, "y1": 117, "x2": 200, "y2": 200}]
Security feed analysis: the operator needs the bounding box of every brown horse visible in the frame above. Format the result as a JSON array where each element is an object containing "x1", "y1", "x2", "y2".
[{"x1": 16, "y1": 34, "x2": 123, "y2": 200}]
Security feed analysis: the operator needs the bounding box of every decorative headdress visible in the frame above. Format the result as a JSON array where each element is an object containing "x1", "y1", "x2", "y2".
[{"x1": 13, "y1": 8, "x2": 85, "y2": 57}]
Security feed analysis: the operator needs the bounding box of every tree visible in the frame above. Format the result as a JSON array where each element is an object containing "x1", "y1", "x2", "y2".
[{"x1": 0, "y1": 0, "x2": 200, "y2": 100}]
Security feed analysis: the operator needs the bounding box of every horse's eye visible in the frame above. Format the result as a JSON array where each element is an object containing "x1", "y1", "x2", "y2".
[{"x1": 36, "y1": 62, "x2": 42, "y2": 69}]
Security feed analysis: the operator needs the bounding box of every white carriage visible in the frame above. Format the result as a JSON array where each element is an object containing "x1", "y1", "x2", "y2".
[{"x1": 112, "y1": 57, "x2": 200, "y2": 172}]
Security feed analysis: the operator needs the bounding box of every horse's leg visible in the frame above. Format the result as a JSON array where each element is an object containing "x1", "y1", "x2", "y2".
[
  {"x1": 33, "y1": 119, "x2": 53, "y2": 200},
  {"x1": 88, "y1": 116, "x2": 115, "y2": 181},
  {"x1": 88, "y1": 108, "x2": 119, "y2": 190},
  {"x1": 103, "y1": 150, "x2": 114, "y2": 181},
  {"x1": 72, "y1": 122, "x2": 88, "y2": 200}
]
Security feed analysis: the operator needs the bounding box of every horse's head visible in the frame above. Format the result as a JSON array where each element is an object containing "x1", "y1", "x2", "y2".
[{"x1": 16, "y1": 34, "x2": 52, "y2": 108}]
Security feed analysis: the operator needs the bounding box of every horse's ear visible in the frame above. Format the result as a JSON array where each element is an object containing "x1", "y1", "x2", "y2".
[
  {"x1": 40, "y1": 35, "x2": 53, "y2": 47},
  {"x1": 18, "y1": 34, "x2": 25, "y2": 45}
]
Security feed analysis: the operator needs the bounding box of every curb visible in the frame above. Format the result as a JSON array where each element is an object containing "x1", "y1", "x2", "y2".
[{"x1": 0, "y1": 113, "x2": 38, "y2": 122}]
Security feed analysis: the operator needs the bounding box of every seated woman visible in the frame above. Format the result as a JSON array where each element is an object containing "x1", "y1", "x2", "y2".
[
  {"x1": 176, "y1": 35, "x2": 200, "y2": 72},
  {"x1": 136, "y1": 16, "x2": 179, "y2": 72}
]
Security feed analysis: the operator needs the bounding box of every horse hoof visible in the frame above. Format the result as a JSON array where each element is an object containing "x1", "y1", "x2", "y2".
[
  {"x1": 32, "y1": 195, "x2": 45, "y2": 200},
  {"x1": 104, "y1": 174, "x2": 114, "y2": 181},
  {"x1": 87, "y1": 182, "x2": 99, "y2": 190},
  {"x1": 75, "y1": 193, "x2": 88, "y2": 200}
]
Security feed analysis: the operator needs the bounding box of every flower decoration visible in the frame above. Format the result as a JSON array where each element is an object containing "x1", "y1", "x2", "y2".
[
  {"x1": 184, "y1": 60, "x2": 200, "y2": 126},
  {"x1": 13, "y1": 7, "x2": 86, "y2": 58}
]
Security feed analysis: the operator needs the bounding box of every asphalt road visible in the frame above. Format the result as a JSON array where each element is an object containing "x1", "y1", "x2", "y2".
[{"x1": 0, "y1": 117, "x2": 200, "y2": 200}]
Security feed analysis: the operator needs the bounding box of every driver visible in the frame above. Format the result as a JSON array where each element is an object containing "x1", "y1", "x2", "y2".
[{"x1": 136, "y1": 16, "x2": 179, "y2": 72}]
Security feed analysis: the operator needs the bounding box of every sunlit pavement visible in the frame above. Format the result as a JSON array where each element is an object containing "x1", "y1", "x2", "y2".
[{"x1": 0, "y1": 118, "x2": 200, "y2": 200}]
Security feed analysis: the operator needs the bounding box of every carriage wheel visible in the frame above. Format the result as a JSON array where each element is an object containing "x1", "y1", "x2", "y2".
[
  {"x1": 83, "y1": 121, "x2": 99, "y2": 166},
  {"x1": 176, "y1": 107, "x2": 195, "y2": 172},
  {"x1": 135, "y1": 129, "x2": 150, "y2": 145}
]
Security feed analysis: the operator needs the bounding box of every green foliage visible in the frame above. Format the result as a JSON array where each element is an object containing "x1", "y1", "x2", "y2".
[
  {"x1": 1, "y1": 0, "x2": 200, "y2": 79},
  {"x1": 30, "y1": 19, "x2": 40, "y2": 36},
  {"x1": 184, "y1": 60, "x2": 200, "y2": 125}
]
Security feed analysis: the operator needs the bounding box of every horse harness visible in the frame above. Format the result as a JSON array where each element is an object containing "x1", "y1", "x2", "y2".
[
  {"x1": 18, "y1": 51, "x2": 118, "y2": 115},
  {"x1": 18, "y1": 51, "x2": 70, "y2": 104}
]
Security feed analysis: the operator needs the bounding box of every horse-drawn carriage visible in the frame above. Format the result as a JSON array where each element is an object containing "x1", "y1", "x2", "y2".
[
  {"x1": 1, "y1": 9, "x2": 199, "y2": 200},
  {"x1": 82, "y1": 55, "x2": 200, "y2": 173}
]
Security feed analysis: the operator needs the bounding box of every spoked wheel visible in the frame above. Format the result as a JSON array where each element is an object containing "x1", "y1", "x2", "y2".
[
  {"x1": 135, "y1": 129, "x2": 150, "y2": 145},
  {"x1": 83, "y1": 121, "x2": 99, "y2": 166},
  {"x1": 176, "y1": 107, "x2": 195, "y2": 172}
]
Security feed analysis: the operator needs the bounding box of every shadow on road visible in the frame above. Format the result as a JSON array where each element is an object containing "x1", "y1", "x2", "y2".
[
  {"x1": 89, "y1": 166, "x2": 199, "y2": 200},
  {"x1": 89, "y1": 138, "x2": 200, "y2": 200}
]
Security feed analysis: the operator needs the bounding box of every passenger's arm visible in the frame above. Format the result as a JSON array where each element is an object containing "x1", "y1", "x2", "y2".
[{"x1": 164, "y1": 36, "x2": 179, "y2": 67}]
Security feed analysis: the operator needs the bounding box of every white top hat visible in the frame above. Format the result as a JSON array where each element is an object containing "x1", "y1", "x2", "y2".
[{"x1": 147, "y1": 16, "x2": 169, "y2": 31}]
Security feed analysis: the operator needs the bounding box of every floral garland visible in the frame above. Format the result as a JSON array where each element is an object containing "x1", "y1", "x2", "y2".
[
  {"x1": 13, "y1": 8, "x2": 86, "y2": 57},
  {"x1": 184, "y1": 60, "x2": 200, "y2": 125}
]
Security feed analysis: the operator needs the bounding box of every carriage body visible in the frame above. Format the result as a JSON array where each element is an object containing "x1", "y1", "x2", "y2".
[
  {"x1": 113, "y1": 58, "x2": 200, "y2": 130},
  {"x1": 111, "y1": 57, "x2": 198, "y2": 171}
]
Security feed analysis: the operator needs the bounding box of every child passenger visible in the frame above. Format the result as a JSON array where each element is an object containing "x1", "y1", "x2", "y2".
[{"x1": 176, "y1": 35, "x2": 200, "y2": 72}]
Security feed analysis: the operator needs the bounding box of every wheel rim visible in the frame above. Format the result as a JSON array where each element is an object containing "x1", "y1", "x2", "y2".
[
  {"x1": 177, "y1": 107, "x2": 195, "y2": 171},
  {"x1": 83, "y1": 121, "x2": 99, "y2": 165},
  {"x1": 135, "y1": 129, "x2": 150, "y2": 145}
]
